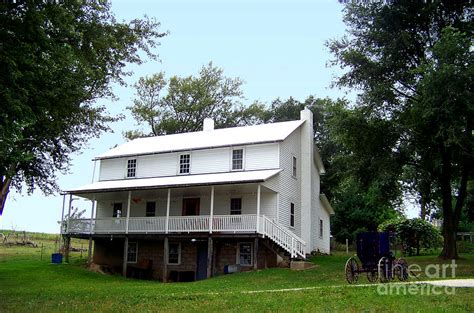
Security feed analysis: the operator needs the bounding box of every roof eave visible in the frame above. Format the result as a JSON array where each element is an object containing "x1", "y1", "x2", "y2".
[
  {"x1": 320, "y1": 194, "x2": 334, "y2": 215},
  {"x1": 67, "y1": 179, "x2": 267, "y2": 195}
]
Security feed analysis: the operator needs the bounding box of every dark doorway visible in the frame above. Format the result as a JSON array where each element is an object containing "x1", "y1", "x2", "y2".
[
  {"x1": 196, "y1": 243, "x2": 208, "y2": 280},
  {"x1": 182, "y1": 198, "x2": 200, "y2": 216}
]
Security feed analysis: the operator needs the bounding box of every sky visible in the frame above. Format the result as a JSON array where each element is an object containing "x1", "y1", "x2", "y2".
[{"x1": 0, "y1": 0, "x2": 419, "y2": 234}]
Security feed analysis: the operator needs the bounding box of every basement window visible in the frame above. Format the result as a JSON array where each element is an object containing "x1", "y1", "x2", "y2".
[
  {"x1": 168, "y1": 243, "x2": 181, "y2": 265},
  {"x1": 127, "y1": 159, "x2": 137, "y2": 178},
  {"x1": 127, "y1": 242, "x2": 138, "y2": 263},
  {"x1": 237, "y1": 242, "x2": 253, "y2": 266}
]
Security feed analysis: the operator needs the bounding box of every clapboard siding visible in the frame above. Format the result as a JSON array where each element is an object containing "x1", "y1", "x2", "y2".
[
  {"x1": 260, "y1": 192, "x2": 277, "y2": 219},
  {"x1": 310, "y1": 156, "x2": 323, "y2": 252},
  {"x1": 191, "y1": 148, "x2": 229, "y2": 174},
  {"x1": 137, "y1": 154, "x2": 175, "y2": 178},
  {"x1": 99, "y1": 159, "x2": 124, "y2": 181},
  {"x1": 278, "y1": 127, "x2": 302, "y2": 236},
  {"x1": 245, "y1": 144, "x2": 279, "y2": 170},
  {"x1": 98, "y1": 143, "x2": 279, "y2": 181}
]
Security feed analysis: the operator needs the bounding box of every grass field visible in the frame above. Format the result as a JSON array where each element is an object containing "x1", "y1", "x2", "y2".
[{"x1": 1, "y1": 232, "x2": 473, "y2": 312}]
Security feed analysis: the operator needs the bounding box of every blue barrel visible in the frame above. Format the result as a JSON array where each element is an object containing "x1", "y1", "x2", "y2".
[{"x1": 51, "y1": 253, "x2": 63, "y2": 264}]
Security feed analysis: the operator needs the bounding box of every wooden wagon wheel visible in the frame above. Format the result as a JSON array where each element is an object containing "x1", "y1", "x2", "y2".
[
  {"x1": 367, "y1": 270, "x2": 378, "y2": 283},
  {"x1": 395, "y1": 258, "x2": 409, "y2": 281},
  {"x1": 378, "y1": 257, "x2": 391, "y2": 283},
  {"x1": 345, "y1": 257, "x2": 360, "y2": 284}
]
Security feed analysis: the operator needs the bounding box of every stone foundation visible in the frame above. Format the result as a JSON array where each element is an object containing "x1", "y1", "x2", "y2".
[{"x1": 92, "y1": 236, "x2": 280, "y2": 281}]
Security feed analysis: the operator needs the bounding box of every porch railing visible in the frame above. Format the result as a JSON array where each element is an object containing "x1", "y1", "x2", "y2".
[{"x1": 67, "y1": 214, "x2": 306, "y2": 259}]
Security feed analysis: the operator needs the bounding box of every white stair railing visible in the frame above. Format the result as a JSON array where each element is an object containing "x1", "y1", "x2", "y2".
[{"x1": 261, "y1": 216, "x2": 306, "y2": 259}]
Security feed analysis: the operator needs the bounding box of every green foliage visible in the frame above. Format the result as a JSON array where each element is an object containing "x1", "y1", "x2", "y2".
[
  {"x1": 327, "y1": 1, "x2": 473, "y2": 258},
  {"x1": 379, "y1": 217, "x2": 442, "y2": 256},
  {"x1": 125, "y1": 63, "x2": 266, "y2": 138},
  {"x1": 0, "y1": 0, "x2": 165, "y2": 214},
  {"x1": 1, "y1": 246, "x2": 474, "y2": 312},
  {"x1": 261, "y1": 96, "x2": 401, "y2": 242}
]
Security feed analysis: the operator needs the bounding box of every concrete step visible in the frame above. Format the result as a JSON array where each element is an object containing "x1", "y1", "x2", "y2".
[{"x1": 290, "y1": 260, "x2": 318, "y2": 271}]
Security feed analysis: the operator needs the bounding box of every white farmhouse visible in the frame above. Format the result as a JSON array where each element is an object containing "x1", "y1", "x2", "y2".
[{"x1": 64, "y1": 108, "x2": 334, "y2": 281}]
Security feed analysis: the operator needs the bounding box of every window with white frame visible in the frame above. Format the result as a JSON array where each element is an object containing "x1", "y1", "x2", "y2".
[
  {"x1": 292, "y1": 156, "x2": 297, "y2": 178},
  {"x1": 146, "y1": 201, "x2": 156, "y2": 217},
  {"x1": 232, "y1": 149, "x2": 244, "y2": 170},
  {"x1": 230, "y1": 198, "x2": 242, "y2": 215},
  {"x1": 290, "y1": 203, "x2": 295, "y2": 227},
  {"x1": 127, "y1": 159, "x2": 137, "y2": 178},
  {"x1": 179, "y1": 154, "x2": 191, "y2": 174},
  {"x1": 319, "y1": 218, "x2": 324, "y2": 239},
  {"x1": 168, "y1": 243, "x2": 181, "y2": 265},
  {"x1": 237, "y1": 242, "x2": 253, "y2": 266},
  {"x1": 127, "y1": 242, "x2": 138, "y2": 263}
]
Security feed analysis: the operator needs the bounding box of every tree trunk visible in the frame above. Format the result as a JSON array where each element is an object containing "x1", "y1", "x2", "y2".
[
  {"x1": 441, "y1": 224, "x2": 457, "y2": 259},
  {"x1": 438, "y1": 146, "x2": 458, "y2": 259},
  {"x1": 0, "y1": 178, "x2": 12, "y2": 216},
  {"x1": 420, "y1": 196, "x2": 427, "y2": 220}
]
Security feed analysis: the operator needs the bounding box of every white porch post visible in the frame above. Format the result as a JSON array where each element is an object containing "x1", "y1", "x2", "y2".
[
  {"x1": 87, "y1": 198, "x2": 96, "y2": 263},
  {"x1": 59, "y1": 194, "x2": 66, "y2": 236},
  {"x1": 209, "y1": 186, "x2": 214, "y2": 234},
  {"x1": 59, "y1": 194, "x2": 66, "y2": 251},
  {"x1": 165, "y1": 189, "x2": 171, "y2": 234},
  {"x1": 65, "y1": 194, "x2": 73, "y2": 263},
  {"x1": 125, "y1": 191, "x2": 131, "y2": 234},
  {"x1": 256, "y1": 184, "x2": 261, "y2": 233},
  {"x1": 88, "y1": 199, "x2": 96, "y2": 234},
  {"x1": 67, "y1": 194, "x2": 73, "y2": 232}
]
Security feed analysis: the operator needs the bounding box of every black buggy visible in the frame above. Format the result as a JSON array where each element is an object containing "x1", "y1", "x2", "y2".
[{"x1": 345, "y1": 232, "x2": 409, "y2": 284}]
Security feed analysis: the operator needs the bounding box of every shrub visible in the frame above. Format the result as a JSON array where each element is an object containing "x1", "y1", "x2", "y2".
[{"x1": 378, "y1": 217, "x2": 442, "y2": 256}]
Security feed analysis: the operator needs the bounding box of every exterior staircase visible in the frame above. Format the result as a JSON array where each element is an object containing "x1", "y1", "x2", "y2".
[{"x1": 260, "y1": 216, "x2": 306, "y2": 259}]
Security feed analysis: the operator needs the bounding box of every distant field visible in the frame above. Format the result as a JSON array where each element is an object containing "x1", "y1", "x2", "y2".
[{"x1": 1, "y1": 231, "x2": 473, "y2": 312}]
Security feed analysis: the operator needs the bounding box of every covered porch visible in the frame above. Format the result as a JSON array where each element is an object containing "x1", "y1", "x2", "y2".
[{"x1": 66, "y1": 183, "x2": 277, "y2": 235}]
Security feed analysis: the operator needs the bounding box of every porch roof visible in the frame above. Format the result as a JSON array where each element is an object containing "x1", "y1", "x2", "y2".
[{"x1": 65, "y1": 169, "x2": 282, "y2": 195}]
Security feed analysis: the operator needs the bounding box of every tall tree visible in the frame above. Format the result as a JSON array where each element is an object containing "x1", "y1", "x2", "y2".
[
  {"x1": 328, "y1": 1, "x2": 472, "y2": 258},
  {"x1": 0, "y1": 0, "x2": 165, "y2": 215},
  {"x1": 125, "y1": 63, "x2": 265, "y2": 138},
  {"x1": 263, "y1": 97, "x2": 401, "y2": 241}
]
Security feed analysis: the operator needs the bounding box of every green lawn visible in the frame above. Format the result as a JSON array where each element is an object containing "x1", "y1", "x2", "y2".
[{"x1": 1, "y1": 236, "x2": 473, "y2": 312}]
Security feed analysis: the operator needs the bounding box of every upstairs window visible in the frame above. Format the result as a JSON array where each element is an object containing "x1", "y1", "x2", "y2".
[
  {"x1": 179, "y1": 154, "x2": 191, "y2": 174},
  {"x1": 292, "y1": 156, "x2": 297, "y2": 178},
  {"x1": 290, "y1": 203, "x2": 295, "y2": 227},
  {"x1": 127, "y1": 159, "x2": 137, "y2": 178},
  {"x1": 230, "y1": 198, "x2": 242, "y2": 215},
  {"x1": 232, "y1": 149, "x2": 244, "y2": 170},
  {"x1": 127, "y1": 242, "x2": 138, "y2": 263},
  {"x1": 146, "y1": 202, "x2": 156, "y2": 217},
  {"x1": 113, "y1": 203, "x2": 122, "y2": 218}
]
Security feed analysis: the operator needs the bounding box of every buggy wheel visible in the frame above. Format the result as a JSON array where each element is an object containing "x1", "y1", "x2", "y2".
[
  {"x1": 345, "y1": 257, "x2": 359, "y2": 284},
  {"x1": 378, "y1": 257, "x2": 391, "y2": 283},
  {"x1": 395, "y1": 258, "x2": 409, "y2": 281},
  {"x1": 367, "y1": 271, "x2": 378, "y2": 283}
]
